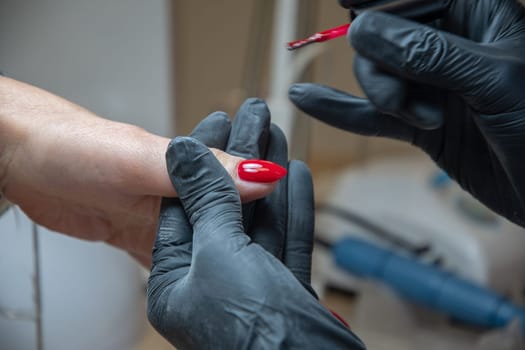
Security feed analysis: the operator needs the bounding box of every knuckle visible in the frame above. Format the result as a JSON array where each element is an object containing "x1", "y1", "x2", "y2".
[{"x1": 403, "y1": 28, "x2": 448, "y2": 75}]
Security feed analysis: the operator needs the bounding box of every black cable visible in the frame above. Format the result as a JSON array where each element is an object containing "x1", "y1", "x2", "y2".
[
  {"x1": 316, "y1": 202, "x2": 431, "y2": 256},
  {"x1": 314, "y1": 235, "x2": 333, "y2": 249}
]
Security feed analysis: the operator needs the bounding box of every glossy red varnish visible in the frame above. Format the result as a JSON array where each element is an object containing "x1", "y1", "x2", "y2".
[
  {"x1": 238, "y1": 160, "x2": 287, "y2": 183},
  {"x1": 286, "y1": 23, "x2": 351, "y2": 50}
]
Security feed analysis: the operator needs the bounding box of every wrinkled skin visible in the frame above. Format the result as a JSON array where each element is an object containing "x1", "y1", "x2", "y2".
[
  {"x1": 0, "y1": 77, "x2": 276, "y2": 266},
  {"x1": 289, "y1": 0, "x2": 525, "y2": 227}
]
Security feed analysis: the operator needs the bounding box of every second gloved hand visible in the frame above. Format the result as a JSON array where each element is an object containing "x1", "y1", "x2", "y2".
[
  {"x1": 147, "y1": 137, "x2": 364, "y2": 349},
  {"x1": 289, "y1": 0, "x2": 525, "y2": 227}
]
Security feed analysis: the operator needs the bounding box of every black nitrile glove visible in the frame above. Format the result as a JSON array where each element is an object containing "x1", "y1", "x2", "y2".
[
  {"x1": 188, "y1": 98, "x2": 290, "y2": 252},
  {"x1": 146, "y1": 137, "x2": 364, "y2": 348},
  {"x1": 189, "y1": 98, "x2": 271, "y2": 172},
  {"x1": 189, "y1": 99, "x2": 316, "y2": 288},
  {"x1": 289, "y1": 0, "x2": 525, "y2": 227},
  {"x1": 189, "y1": 98, "x2": 269, "y2": 230},
  {"x1": 190, "y1": 99, "x2": 325, "y2": 298}
]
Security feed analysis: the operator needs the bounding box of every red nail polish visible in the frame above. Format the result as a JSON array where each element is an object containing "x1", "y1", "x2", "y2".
[
  {"x1": 238, "y1": 160, "x2": 287, "y2": 183},
  {"x1": 329, "y1": 309, "x2": 350, "y2": 328}
]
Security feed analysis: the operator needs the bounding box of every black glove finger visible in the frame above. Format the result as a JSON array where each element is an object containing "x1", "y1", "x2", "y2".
[
  {"x1": 289, "y1": 83, "x2": 415, "y2": 142},
  {"x1": 189, "y1": 111, "x2": 231, "y2": 149},
  {"x1": 282, "y1": 160, "x2": 315, "y2": 289},
  {"x1": 166, "y1": 137, "x2": 246, "y2": 249},
  {"x1": 443, "y1": 0, "x2": 525, "y2": 41},
  {"x1": 349, "y1": 11, "x2": 496, "y2": 111},
  {"x1": 150, "y1": 136, "x2": 219, "y2": 292},
  {"x1": 250, "y1": 124, "x2": 288, "y2": 259},
  {"x1": 354, "y1": 55, "x2": 444, "y2": 129},
  {"x1": 265, "y1": 123, "x2": 288, "y2": 168},
  {"x1": 226, "y1": 97, "x2": 271, "y2": 159},
  {"x1": 148, "y1": 197, "x2": 193, "y2": 313},
  {"x1": 227, "y1": 98, "x2": 271, "y2": 230},
  {"x1": 353, "y1": 54, "x2": 407, "y2": 114}
]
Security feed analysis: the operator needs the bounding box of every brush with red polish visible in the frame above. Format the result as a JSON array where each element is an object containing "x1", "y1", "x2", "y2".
[
  {"x1": 286, "y1": 23, "x2": 350, "y2": 51},
  {"x1": 286, "y1": 0, "x2": 453, "y2": 51},
  {"x1": 238, "y1": 160, "x2": 287, "y2": 183}
]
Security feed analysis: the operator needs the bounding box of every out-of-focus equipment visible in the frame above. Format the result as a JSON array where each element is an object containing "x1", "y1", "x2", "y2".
[
  {"x1": 334, "y1": 236, "x2": 525, "y2": 332},
  {"x1": 312, "y1": 156, "x2": 525, "y2": 349},
  {"x1": 313, "y1": 156, "x2": 525, "y2": 302}
]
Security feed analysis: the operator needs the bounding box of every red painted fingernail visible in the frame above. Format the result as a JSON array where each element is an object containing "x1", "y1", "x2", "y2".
[
  {"x1": 238, "y1": 160, "x2": 287, "y2": 183},
  {"x1": 329, "y1": 309, "x2": 350, "y2": 328}
]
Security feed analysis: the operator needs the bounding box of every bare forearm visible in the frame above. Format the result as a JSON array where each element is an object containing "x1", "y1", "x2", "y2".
[{"x1": 0, "y1": 76, "x2": 279, "y2": 267}]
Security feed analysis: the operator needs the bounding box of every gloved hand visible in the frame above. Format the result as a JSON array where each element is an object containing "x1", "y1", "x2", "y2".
[
  {"x1": 289, "y1": 0, "x2": 525, "y2": 227},
  {"x1": 147, "y1": 121, "x2": 365, "y2": 348},
  {"x1": 185, "y1": 98, "x2": 315, "y2": 286},
  {"x1": 188, "y1": 98, "x2": 275, "y2": 205}
]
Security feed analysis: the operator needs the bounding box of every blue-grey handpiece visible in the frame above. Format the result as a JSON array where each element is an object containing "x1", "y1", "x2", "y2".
[{"x1": 333, "y1": 237, "x2": 525, "y2": 332}]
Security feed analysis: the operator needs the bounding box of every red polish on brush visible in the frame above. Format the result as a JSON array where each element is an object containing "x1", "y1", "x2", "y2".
[
  {"x1": 286, "y1": 23, "x2": 350, "y2": 51},
  {"x1": 238, "y1": 160, "x2": 287, "y2": 183}
]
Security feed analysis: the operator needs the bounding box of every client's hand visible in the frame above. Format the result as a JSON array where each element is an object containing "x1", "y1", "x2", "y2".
[{"x1": 0, "y1": 77, "x2": 276, "y2": 266}]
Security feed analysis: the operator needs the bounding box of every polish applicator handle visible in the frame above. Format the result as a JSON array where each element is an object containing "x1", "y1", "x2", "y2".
[{"x1": 333, "y1": 237, "x2": 525, "y2": 332}]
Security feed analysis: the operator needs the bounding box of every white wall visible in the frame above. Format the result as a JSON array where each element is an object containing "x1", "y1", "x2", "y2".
[
  {"x1": 0, "y1": 1, "x2": 174, "y2": 349},
  {"x1": 0, "y1": 0, "x2": 174, "y2": 135}
]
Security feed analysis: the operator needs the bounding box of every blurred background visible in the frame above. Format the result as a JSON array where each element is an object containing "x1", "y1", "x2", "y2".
[{"x1": 2, "y1": 0, "x2": 525, "y2": 349}]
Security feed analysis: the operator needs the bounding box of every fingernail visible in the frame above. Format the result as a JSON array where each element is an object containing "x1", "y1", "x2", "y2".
[
  {"x1": 288, "y1": 83, "x2": 306, "y2": 96},
  {"x1": 329, "y1": 309, "x2": 350, "y2": 328},
  {"x1": 238, "y1": 160, "x2": 287, "y2": 183}
]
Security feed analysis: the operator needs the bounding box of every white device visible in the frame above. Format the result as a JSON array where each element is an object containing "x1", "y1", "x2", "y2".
[{"x1": 313, "y1": 154, "x2": 525, "y2": 303}]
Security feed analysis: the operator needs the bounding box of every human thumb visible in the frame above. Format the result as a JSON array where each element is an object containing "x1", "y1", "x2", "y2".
[
  {"x1": 349, "y1": 11, "x2": 493, "y2": 107},
  {"x1": 165, "y1": 137, "x2": 245, "y2": 246}
]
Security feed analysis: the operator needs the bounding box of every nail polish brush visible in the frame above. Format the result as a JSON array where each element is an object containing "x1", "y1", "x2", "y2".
[
  {"x1": 286, "y1": 0, "x2": 453, "y2": 51},
  {"x1": 286, "y1": 23, "x2": 350, "y2": 51}
]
